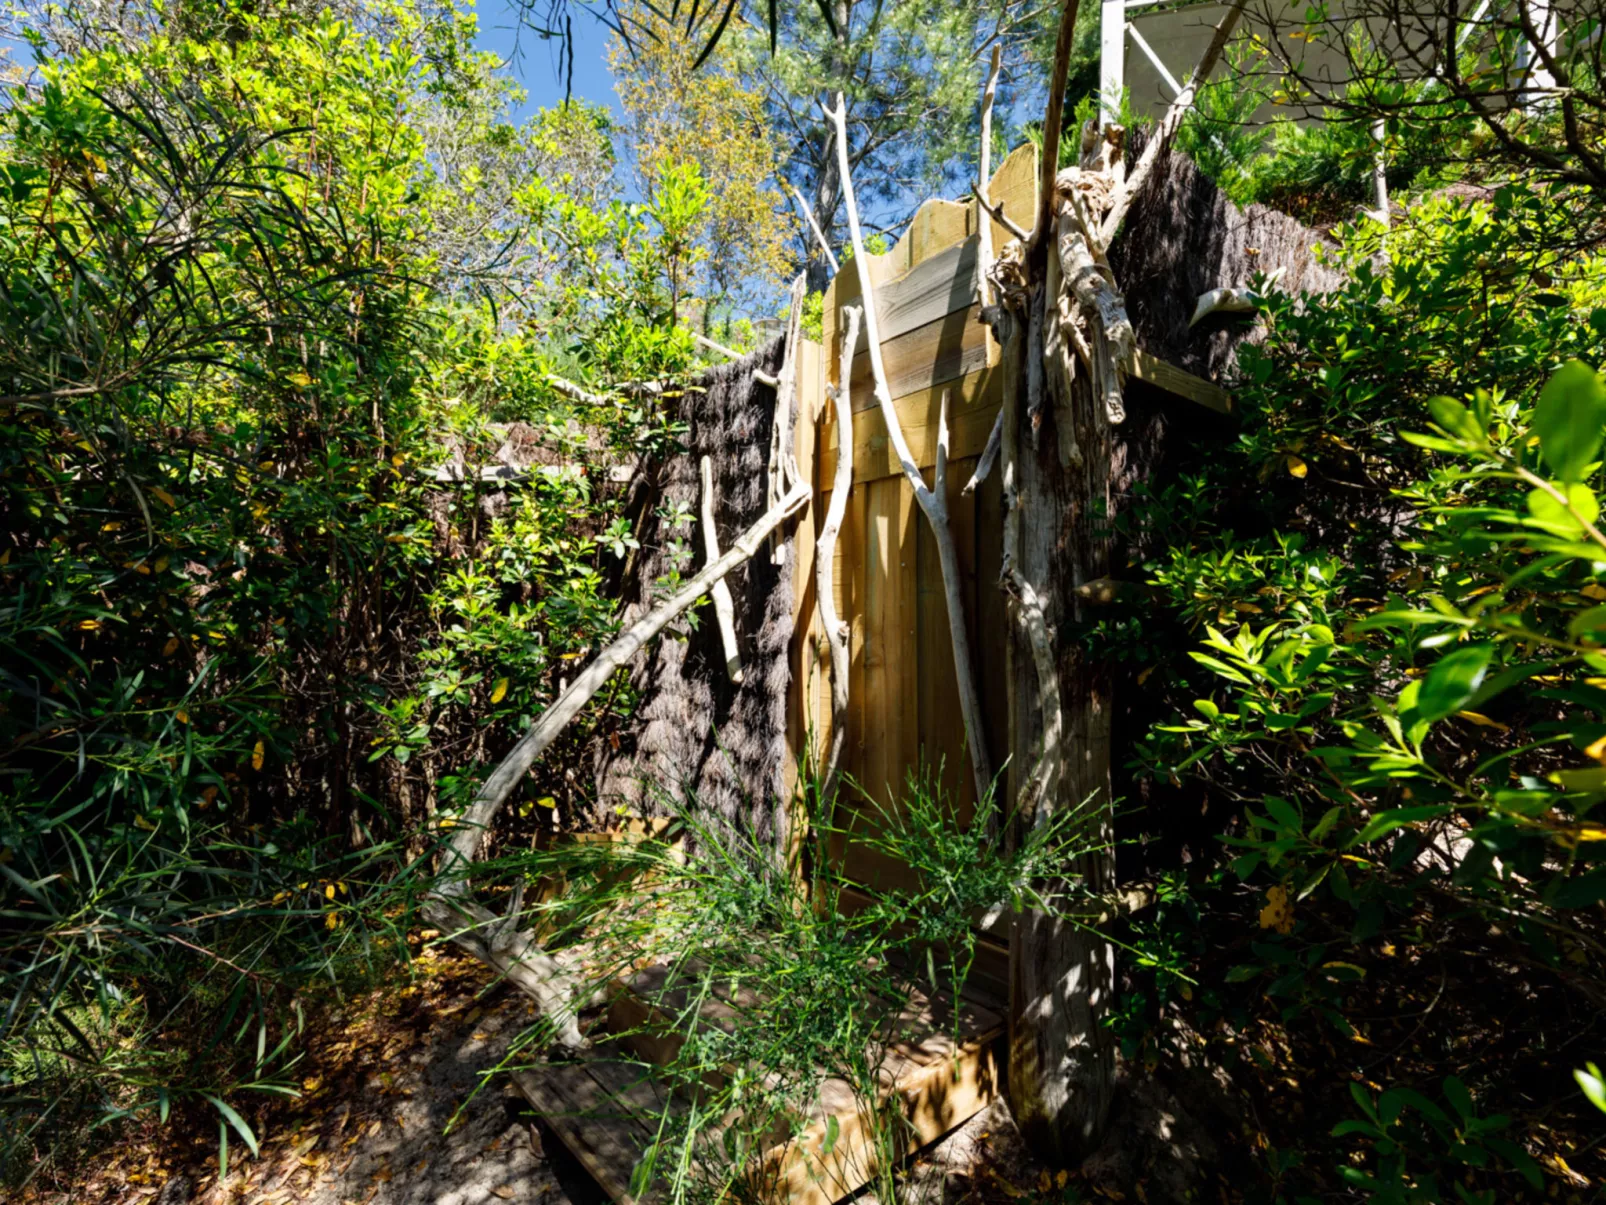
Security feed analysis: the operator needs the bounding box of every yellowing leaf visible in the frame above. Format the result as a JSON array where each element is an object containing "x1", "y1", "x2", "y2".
[
  {"x1": 325, "y1": 911, "x2": 340, "y2": 930},
  {"x1": 1456, "y1": 710, "x2": 1509, "y2": 731},
  {"x1": 175, "y1": 708, "x2": 190, "y2": 725},
  {"x1": 1258, "y1": 885, "x2": 1295, "y2": 934},
  {"x1": 252, "y1": 739, "x2": 265, "y2": 770},
  {"x1": 490, "y1": 678, "x2": 509, "y2": 704},
  {"x1": 1285, "y1": 455, "x2": 1308, "y2": 478},
  {"x1": 150, "y1": 486, "x2": 175, "y2": 508},
  {"x1": 162, "y1": 637, "x2": 180, "y2": 656},
  {"x1": 78, "y1": 619, "x2": 100, "y2": 631},
  {"x1": 1577, "y1": 826, "x2": 1606, "y2": 842},
  {"x1": 133, "y1": 815, "x2": 157, "y2": 831},
  {"x1": 153, "y1": 556, "x2": 169, "y2": 573},
  {"x1": 287, "y1": 372, "x2": 314, "y2": 388},
  {"x1": 1585, "y1": 583, "x2": 1606, "y2": 601},
  {"x1": 325, "y1": 883, "x2": 337, "y2": 900}
]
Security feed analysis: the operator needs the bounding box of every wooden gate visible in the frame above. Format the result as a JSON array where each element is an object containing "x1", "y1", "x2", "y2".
[{"x1": 786, "y1": 146, "x2": 1040, "y2": 896}]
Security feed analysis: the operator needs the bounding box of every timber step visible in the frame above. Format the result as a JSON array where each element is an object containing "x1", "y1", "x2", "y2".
[{"x1": 512, "y1": 966, "x2": 1004, "y2": 1205}]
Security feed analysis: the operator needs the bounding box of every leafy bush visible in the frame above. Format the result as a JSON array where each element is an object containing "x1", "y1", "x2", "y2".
[
  {"x1": 0, "y1": 0, "x2": 722, "y2": 1182},
  {"x1": 1118, "y1": 181, "x2": 1606, "y2": 1197}
]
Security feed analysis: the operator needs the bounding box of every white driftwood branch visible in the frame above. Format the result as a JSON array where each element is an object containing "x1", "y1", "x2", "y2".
[
  {"x1": 1056, "y1": 203, "x2": 1134, "y2": 425},
  {"x1": 767, "y1": 274, "x2": 809, "y2": 562},
  {"x1": 964, "y1": 45, "x2": 1007, "y2": 498},
  {"x1": 976, "y1": 44, "x2": 1003, "y2": 309},
  {"x1": 1099, "y1": 0, "x2": 1247, "y2": 249},
  {"x1": 1189, "y1": 287, "x2": 1256, "y2": 327},
  {"x1": 427, "y1": 480, "x2": 812, "y2": 1041},
  {"x1": 546, "y1": 373, "x2": 672, "y2": 407},
  {"x1": 1190, "y1": 266, "x2": 1285, "y2": 326},
  {"x1": 1032, "y1": 0, "x2": 1085, "y2": 247},
  {"x1": 434, "y1": 480, "x2": 808, "y2": 890},
  {"x1": 701, "y1": 456, "x2": 744, "y2": 683},
  {"x1": 963, "y1": 409, "x2": 1004, "y2": 495},
  {"x1": 975, "y1": 182, "x2": 1031, "y2": 244},
  {"x1": 815, "y1": 305, "x2": 861, "y2": 804},
  {"x1": 695, "y1": 331, "x2": 747, "y2": 361},
  {"x1": 828, "y1": 93, "x2": 994, "y2": 807},
  {"x1": 790, "y1": 183, "x2": 840, "y2": 277},
  {"x1": 422, "y1": 895, "x2": 591, "y2": 1049}
]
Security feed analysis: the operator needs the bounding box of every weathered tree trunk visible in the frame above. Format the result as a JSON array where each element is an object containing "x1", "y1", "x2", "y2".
[
  {"x1": 1002, "y1": 285, "x2": 1117, "y2": 1163},
  {"x1": 994, "y1": 0, "x2": 1246, "y2": 1160}
]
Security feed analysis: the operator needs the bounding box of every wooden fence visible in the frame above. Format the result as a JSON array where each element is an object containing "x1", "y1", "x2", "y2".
[{"x1": 784, "y1": 145, "x2": 1041, "y2": 896}]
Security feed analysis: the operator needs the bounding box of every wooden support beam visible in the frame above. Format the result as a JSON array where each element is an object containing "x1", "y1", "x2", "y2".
[{"x1": 1127, "y1": 348, "x2": 1233, "y2": 415}]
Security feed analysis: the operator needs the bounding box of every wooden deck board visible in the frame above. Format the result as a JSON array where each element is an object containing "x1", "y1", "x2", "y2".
[{"x1": 525, "y1": 967, "x2": 1003, "y2": 1205}]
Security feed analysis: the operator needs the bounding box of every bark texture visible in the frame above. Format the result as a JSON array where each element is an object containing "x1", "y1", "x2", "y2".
[{"x1": 1001, "y1": 288, "x2": 1118, "y2": 1164}]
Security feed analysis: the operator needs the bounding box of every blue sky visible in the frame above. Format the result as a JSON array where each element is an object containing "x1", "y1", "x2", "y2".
[{"x1": 473, "y1": 5, "x2": 623, "y2": 121}]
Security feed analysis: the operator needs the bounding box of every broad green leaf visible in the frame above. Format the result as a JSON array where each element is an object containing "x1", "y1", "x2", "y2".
[
  {"x1": 1427, "y1": 395, "x2": 1485, "y2": 446},
  {"x1": 1351, "y1": 805, "x2": 1452, "y2": 845},
  {"x1": 821, "y1": 1114, "x2": 841, "y2": 1156},
  {"x1": 1552, "y1": 869, "x2": 1606, "y2": 908},
  {"x1": 1525, "y1": 482, "x2": 1599, "y2": 536},
  {"x1": 1550, "y1": 767, "x2": 1606, "y2": 792},
  {"x1": 1533, "y1": 359, "x2": 1606, "y2": 482},
  {"x1": 205, "y1": 1095, "x2": 260, "y2": 1158},
  {"x1": 1570, "y1": 605, "x2": 1606, "y2": 640},
  {"x1": 1443, "y1": 1076, "x2": 1474, "y2": 1121},
  {"x1": 1416, "y1": 645, "x2": 1493, "y2": 721}
]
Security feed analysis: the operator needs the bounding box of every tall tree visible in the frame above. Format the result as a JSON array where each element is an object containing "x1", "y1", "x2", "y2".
[
  {"x1": 731, "y1": 0, "x2": 1057, "y2": 288},
  {"x1": 609, "y1": 3, "x2": 791, "y2": 322}
]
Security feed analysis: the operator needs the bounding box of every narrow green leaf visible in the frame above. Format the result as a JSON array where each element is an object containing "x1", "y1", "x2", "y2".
[{"x1": 205, "y1": 1095, "x2": 260, "y2": 1158}]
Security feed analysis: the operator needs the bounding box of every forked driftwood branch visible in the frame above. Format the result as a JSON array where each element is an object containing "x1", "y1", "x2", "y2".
[
  {"x1": 826, "y1": 93, "x2": 994, "y2": 807},
  {"x1": 426, "y1": 478, "x2": 810, "y2": 1043},
  {"x1": 815, "y1": 305, "x2": 861, "y2": 805}
]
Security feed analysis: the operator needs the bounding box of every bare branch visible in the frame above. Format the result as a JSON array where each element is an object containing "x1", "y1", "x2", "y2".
[
  {"x1": 1033, "y1": 0, "x2": 1084, "y2": 248},
  {"x1": 432, "y1": 476, "x2": 810, "y2": 903},
  {"x1": 826, "y1": 93, "x2": 994, "y2": 806},
  {"x1": 790, "y1": 182, "x2": 840, "y2": 276},
  {"x1": 701, "y1": 455, "x2": 744, "y2": 683}
]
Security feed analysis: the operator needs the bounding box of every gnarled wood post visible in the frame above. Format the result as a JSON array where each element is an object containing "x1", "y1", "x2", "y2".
[{"x1": 997, "y1": 0, "x2": 1246, "y2": 1162}]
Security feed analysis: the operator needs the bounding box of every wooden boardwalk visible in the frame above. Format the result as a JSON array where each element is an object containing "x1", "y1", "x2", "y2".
[{"x1": 514, "y1": 963, "x2": 1004, "y2": 1205}]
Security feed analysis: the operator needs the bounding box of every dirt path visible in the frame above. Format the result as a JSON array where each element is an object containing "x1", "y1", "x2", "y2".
[{"x1": 37, "y1": 946, "x2": 605, "y2": 1205}]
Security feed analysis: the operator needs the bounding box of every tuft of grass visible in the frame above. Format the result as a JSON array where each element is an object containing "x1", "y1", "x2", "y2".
[{"x1": 473, "y1": 764, "x2": 1109, "y2": 1205}]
